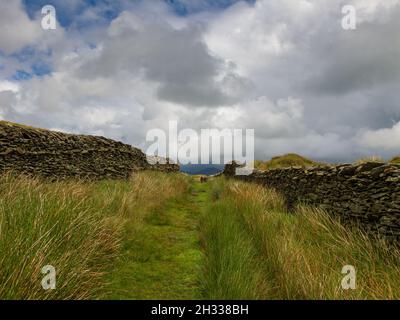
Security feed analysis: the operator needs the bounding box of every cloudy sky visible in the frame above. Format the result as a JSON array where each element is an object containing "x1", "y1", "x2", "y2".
[{"x1": 0, "y1": 0, "x2": 399, "y2": 163}]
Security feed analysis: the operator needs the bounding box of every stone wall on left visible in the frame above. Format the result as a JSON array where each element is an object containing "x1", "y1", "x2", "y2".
[{"x1": 0, "y1": 121, "x2": 179, "y2": 179}]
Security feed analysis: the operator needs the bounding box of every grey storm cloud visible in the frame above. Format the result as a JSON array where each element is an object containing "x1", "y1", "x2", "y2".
[
  {"x1": 303, "y1": 7, "x2": 400, "y2": 96},
  {"x1": 77, "y1": 11, "x2": 250, "y2": 107},
  {"x1": 1, "y1": 0, "x2": 400, "y2": 162}
]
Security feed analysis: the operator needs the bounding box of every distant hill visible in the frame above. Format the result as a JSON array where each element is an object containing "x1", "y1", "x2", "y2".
[
  {"x1": 254, "y1": 154, "x2": 400, "y2": 170},
  {"x1": 254, "y1": 153, "x2": 319, "y2": 170},
  {"x1": 180, "y1": 164, "x2": 225, "y2": 176},
  {"x1": 390, "y1": 156, "x2": 400, "y2": 164}
]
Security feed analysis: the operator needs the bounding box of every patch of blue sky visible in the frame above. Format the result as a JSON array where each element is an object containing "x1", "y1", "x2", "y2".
[
  {"x1": 11, "y1": 61, "x2": 52, "y2": 81},
  {"x1": 16, "y1": 0, "x2": 256, "y2": 79},
  {"x1": 8, "y1": 46, "x2": 52, "y2": 79},
  {"x1": 22, "y1": 0, "x2": 257, "y2": 29},
  {"x1": 23, "y1": 0, "x2": 88, "y2": 28},
  {"x1": 23, "y1": 0, "x2": 126, "y2": 29},
  {"x1": 12, "y1": 70, "x2": 33, "y2": 81},
  {"x1": 164, "y1": 0, "x2": 256, "y2": 15},
  {"x1": 10, "y1": 46, "x2": 37, "y2": 62},
  {"x1": 31, "y1": 60, "x2": 52, "y2": 76}
]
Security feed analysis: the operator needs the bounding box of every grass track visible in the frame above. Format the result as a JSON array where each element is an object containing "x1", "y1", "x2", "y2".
[{"x1": 103, "y1": 179, "x2": 209, "y2": 299}]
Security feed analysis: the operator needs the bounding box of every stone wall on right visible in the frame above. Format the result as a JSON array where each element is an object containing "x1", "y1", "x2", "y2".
[{"x1": 224, "y1": 162, "x2": 400, "y2": 242}]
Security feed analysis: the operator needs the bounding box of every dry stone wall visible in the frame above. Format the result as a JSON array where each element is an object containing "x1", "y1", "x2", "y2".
[
  {"x1": 224, "y1": 162, "x2": 400, "y2": 242},
  {"x1": 0, "y1": 121, "x2": 179, "y2": 180}
]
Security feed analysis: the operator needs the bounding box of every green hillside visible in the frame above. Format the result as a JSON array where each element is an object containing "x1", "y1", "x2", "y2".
[{"x1": 254, "y1": 153, "x2": 319, "y2": 170}]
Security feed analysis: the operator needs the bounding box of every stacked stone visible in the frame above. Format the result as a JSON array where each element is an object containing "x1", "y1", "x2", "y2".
[
  {"x1": 224, "y1": 161, "x2": 400, "y2": 242},
  {"x1": 0, "y1": 121, "x2": 179, "y2": 180}
]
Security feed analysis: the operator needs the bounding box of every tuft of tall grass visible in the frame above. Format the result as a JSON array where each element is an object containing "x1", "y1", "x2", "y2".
[
  {"x1": 201, "y1": 178, "x2": 400, "y2": 300},
  {"x1": 200, "y1": 180, "x2": 267, "y2": 299},
  {"x1": 0, "y1": 171, "x2": 189, "y2": 299}
]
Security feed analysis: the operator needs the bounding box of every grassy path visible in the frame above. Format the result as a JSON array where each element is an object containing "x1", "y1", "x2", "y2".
[{"x1": 104, "y1": 178, "x2": 209, "y2": 299}]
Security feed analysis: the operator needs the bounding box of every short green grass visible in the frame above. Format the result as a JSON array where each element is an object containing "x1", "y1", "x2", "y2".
[{"x1": 102, "y1": 182, "x2": 205, "y2": 299}]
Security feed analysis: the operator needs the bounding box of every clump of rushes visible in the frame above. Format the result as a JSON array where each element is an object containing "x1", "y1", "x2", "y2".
[
  {"x1": 0, "y1": 171, "x2": 189, "y2": 299},
  {"x1": 201, "y1": 178, "x2": 400, "y2": 300}
]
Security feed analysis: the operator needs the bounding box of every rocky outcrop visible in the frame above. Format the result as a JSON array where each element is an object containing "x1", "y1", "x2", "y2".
[
  {"x1": 224, "y1": 161, "x2": 400, "y2": 242},
  {"x1": 0, "y1": 121, "x2": 179, "y2": 180}
]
